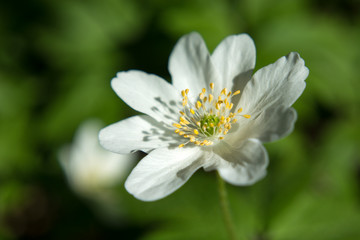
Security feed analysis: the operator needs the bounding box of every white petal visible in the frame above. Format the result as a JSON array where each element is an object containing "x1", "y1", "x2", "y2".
[
  {"x1": 125, "y1": 147, "x2": 208, "y2": 201},
  {"x1": 212, "y1": 139, "x2": 268, "y2": 185},
  {"x1": 99, "y1": 115, "x2": 178, "y2": 154},
  {"x1": 227, "y1": 106, "x2": 297, "y2": 144},
  {"x1": 211, "y1": 34, "x2": 256, "y2": 94},
  {"x1": 239, "y1": 52, "x2": 309, "y2": 117},
  {"x1": 112, "y1": 70, "x2": 180, "y2": 124},
  {"x1": 169, "y1": 32, "x2": 220, "y2": 94},
  {"x1": 249, "y1": 106, "x2": 297, "y2": 142}
]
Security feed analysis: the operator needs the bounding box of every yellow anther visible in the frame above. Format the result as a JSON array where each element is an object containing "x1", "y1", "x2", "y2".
[
  {"x1": 202, "y1": 88, "x2": 206, "y2": 93},
  {"x1": 208, "y1": 94, "x2": 213, "y2": 103},
  {"x1": 194, "y1": 129, "x2": 199, "y2": 135},
  {"x1": 196, "y1": 101, "x2": 202, "y2": 109},
  {"x1": 219, "y1": 136, "x2": 224, "y2": 140},
  {"x1": 181, "y1": 90, "x2": 186, "y2": 97},
  {"x1": 196, "y1": 121, "x2": 201, "y2": 127},
  {"x1": 195, "y1": 141, "x2": 201, "y2": 145},
  {"x1": 233, "y1": 90, "x2": 241, "y2": 96},
  {"x1": 210, "y1": 123, "x2": 214, "y2": 127},
  {"x1": 190, "y1": 136, "x2": 195, "y2": 142},
  {"x1": 243, "y1": 114, "x2": 251, "y2": 119},
  {"x1": 184, "y1": 134, "x2": 188, "y2": 138},
  {"x1": 221, "y1": 88, "x2": 227, "y2": 95},
  {"x1": 199, "y1": 92, "x2": 205, "y2": 100},
  {"x1": 178, "y1": 144, "x2": 185, "y2": 148},
  {"x1": 182, "y1": 98, "x2": 188, "y2": 106},
  {"x1": 232, "y1": 118, "x2": 237, "y2": 123},
  {"x1": 229, "y1": 103, "x2": 233, "y2": 110},
  {"x1": 223, "y1": 129, "x2": 229, "y2": 135},
  {"x1": 179, "y1": 111, "x2": 185, "y2": 116},
  {"x1": 180, "y1": 118, "x2": 190, "y2": 125},
  {"x1": 226, "y1": 117, "x2": 231, "y2": 123},
  {"x1": 218, "y1": 96, "x2": 222, "y2": 101},
  {"x1": 180, "y1": 120, "x2": 190, "y2": 125},
  {"x1": 221, "y1": 116, "x2": 225, "y2": 122},
  {"x1": 175, "y1": 129, "x2": 180, "y2": 133},
  {"x1": 237, "y1": 108, "x2": 243, "y2": 113},
  {"x1": 203, "y1": 97, "x2": 207, "y2": 102},
  {"x1": 210, "y1": 83, "x2": 214, "y2": 90},
  {"x1": 179, "y1": 131, "x2": 185, "y2": 135},
  {"x1": 173, "y1": 123, "x2": 182, "y2": 128},
  {"x1": 216, "y1": 103, "x2": 220, "y2": 110},
  {"x1": 190, "y1": 109, "x2": 195, "y2": 114},
  {"x1": 227, "y1": 92, "x2": 232, "y2": 97},
  {"x1": 185, "y1": 89, "x2": 189, "y2": 94}
]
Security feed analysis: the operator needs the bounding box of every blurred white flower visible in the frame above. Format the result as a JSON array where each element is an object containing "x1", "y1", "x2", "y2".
[
  {"x1": 59, "y1": 119, "x2": 135, "y2": 198},
  {"x1": 99, "y1": 32, "x2": 309, "y2": 201}
]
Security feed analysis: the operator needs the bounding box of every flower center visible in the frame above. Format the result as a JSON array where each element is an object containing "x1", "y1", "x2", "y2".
[{"x1": 173, "y1": 83, "x2": 251, "y2": 148}]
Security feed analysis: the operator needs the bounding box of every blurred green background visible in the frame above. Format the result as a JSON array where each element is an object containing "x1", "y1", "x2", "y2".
[{"x1": 1, "y1": 0, "x2": 360, "y2": 239}]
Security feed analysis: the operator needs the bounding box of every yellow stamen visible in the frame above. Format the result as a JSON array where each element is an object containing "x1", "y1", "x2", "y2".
[
  {"x1": 178, "y1": 144, "x2": 185, "y2": 148},
  {"x1": 196, "y1": 101, "x2": 202, "y2": 109},
  {"x1": 210, "y1": 83, "x2": 214, "y2": 90},
  {"x1": 221, "y1": 88, "x2": 227, "y2": 95},
  {"x1": 243, "y1": 114, "x2": 251, "y2": 119},
  {"x1": 190, "y1": 109, "x2": 195, "y2": 114},
  {"x1": 233, "y1": 90, "x2": 240, "y2": 96},
  {"x1": 173, "y1": 123, "x2": 182, "y2": 128},
  {"x1": 209, "y1": 94, "x2": 213, "y2": 103},
  {"x1": 199, "y1": 92, "x2": 205, "y2": 100},
  {"x1": 194, "y1": 129, "x2": 199, "y2": 135}
]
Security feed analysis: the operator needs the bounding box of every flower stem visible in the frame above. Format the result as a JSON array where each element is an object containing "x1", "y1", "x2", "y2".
[{"x1": 216, "y1": 172, "x2": 238, "y2": 240}]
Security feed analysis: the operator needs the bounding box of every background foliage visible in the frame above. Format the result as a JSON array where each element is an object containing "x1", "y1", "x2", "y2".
[{"x1": 0, "y1": 0, "x2": 359, "y2": 239}]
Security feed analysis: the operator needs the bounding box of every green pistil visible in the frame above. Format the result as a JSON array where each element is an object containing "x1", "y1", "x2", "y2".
[{"x1": 200, "y1": 115, "x2": 220, "y2": 136}]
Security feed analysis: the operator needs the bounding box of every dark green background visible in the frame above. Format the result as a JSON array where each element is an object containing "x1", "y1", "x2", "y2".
[{"x1": 1, "y1": 0, "x2": 359, "y2": 239}]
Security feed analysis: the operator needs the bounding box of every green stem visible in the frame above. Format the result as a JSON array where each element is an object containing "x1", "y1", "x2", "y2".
[{"x1": 217, "y1": 172, "x2": 238, "y2": 240}]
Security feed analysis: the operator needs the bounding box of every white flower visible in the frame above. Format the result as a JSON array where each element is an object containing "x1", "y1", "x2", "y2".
[
  {"x1": 59, "y1": 119, "x2": 135, "y2": 198},
  {"x1": 100, "y1": 32, "x2": 309, "y2": 201}
]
